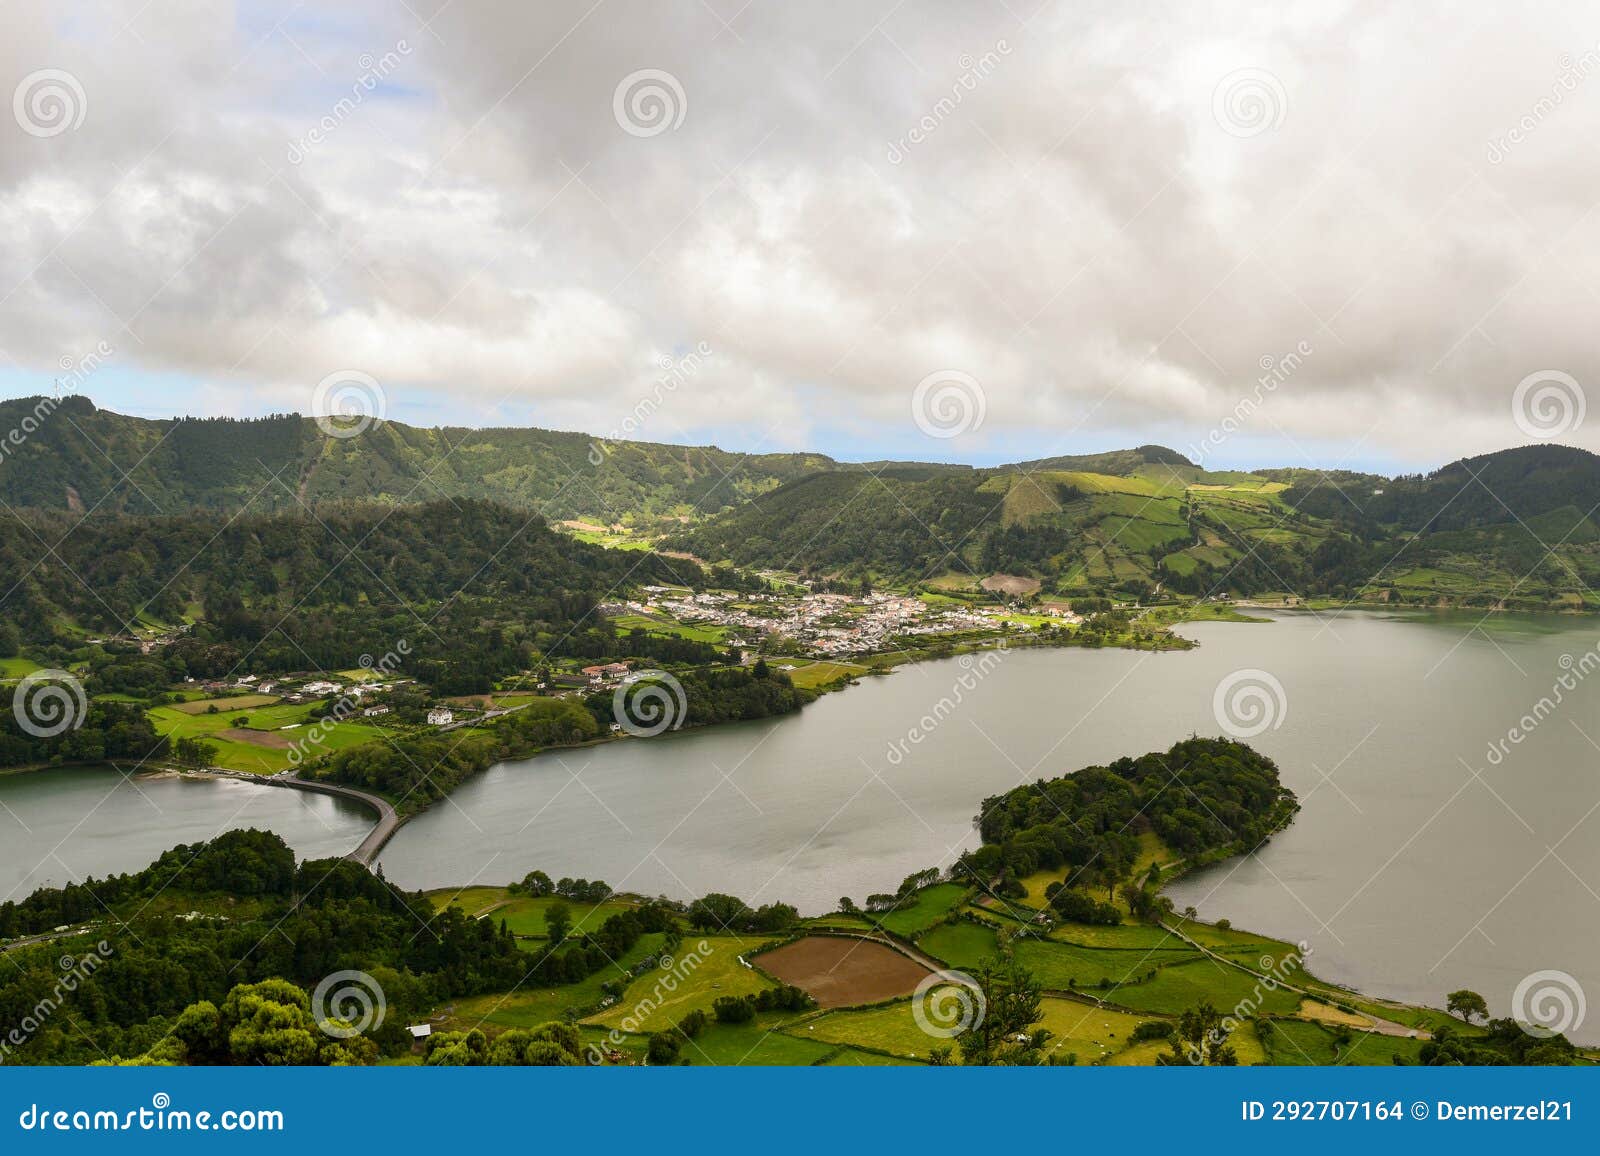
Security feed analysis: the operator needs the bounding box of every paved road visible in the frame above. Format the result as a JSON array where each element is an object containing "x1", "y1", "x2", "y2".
[{"x1": 200, "y1": 768, "x2": 400, "y2": 866}]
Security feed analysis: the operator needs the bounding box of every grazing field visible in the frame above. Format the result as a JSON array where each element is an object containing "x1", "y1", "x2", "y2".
[
  {"x1": 0, "y1": 656, "x2": 42, "y2": 678},
  {"x1": 872, "y1": 883, "x2": 968, "y2": 937},
  {"x1": 441, "y1": 933, "x2": 668, "y2": 1031},
  {"x1": 147, "y1": 701, "x2": 393, "y2": 774},
  {"x1": 917, "y1": 921, "x2": 999, "y2": 969},
  {"x1": 1012, "y1": 938, "x2": 1200, "y2": 991},
  {"x1": 1259, "y1": 1018, "x2": 1426, "y2": 1066},
  {"x1": 1105, "y1": 958, "x2": 1301, "y2": 1017},
  {"x1": 756, "y1": 936, "x2": 930, "y2": 1008},
  {"x1": 609, "y1": 613, "x2": 727, "y2": 642},
  {"x1": 584, "y1": 935, "x2": 776, "y2": 1034},
  {"x1": 781, "y1": 660, "x2": 867, "y2": 690},
  {"x1": 799, "y1": 1001, "x2": 954, "y2": 1060},
  {"x1": 171, "y1": 693, "x2": 282, "y2": 715},
  {"x1": 676, "y1": 1018, "x2": 837, "y2": 1065}
]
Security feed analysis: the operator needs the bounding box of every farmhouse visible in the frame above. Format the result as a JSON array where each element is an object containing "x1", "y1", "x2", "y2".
[{"x1": 427, "y1": 708, "x2": 454, "y2": 726}]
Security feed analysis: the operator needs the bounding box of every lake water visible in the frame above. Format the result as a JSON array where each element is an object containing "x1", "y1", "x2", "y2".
[
  {"x1": 3, "y1": 611, "x2": 1597, "y2": 1040},
  {"x1": 0, "y1": 768, "x2": 373, "y2": 903}
]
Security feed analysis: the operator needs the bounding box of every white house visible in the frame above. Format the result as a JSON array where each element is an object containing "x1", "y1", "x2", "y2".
[{"x1": 427, "y1": 708, "x2": 454, "y2": 726}]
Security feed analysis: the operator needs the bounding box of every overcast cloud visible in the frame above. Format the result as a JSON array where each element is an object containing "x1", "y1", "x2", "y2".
[{"x1": 4, "y1": 0, "x2": 1600, "y2": 472}]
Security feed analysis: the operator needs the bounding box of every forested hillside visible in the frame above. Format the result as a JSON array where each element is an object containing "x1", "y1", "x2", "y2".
[
  {"x1": 0, "y1": 499, "x2": 715, "y2": 679},
  {"x1": 0, "y1": 395, "x2": 831, "y2": 521}
]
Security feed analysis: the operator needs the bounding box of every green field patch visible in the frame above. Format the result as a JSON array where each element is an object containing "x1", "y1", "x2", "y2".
[
  {"x1": 585, "y1": 935, "x2": 776, "y2": 1034},
  {"x1": 872, "y1": 883, "x2": 967, "y2": 937},
  {"x1": 0, "y1": 657, "x2": 42, "y2": 678},
  {"x1": 781, "y1": 660, "x2": 868, "y2": 690},
  {"x1": 1035, "y1": 999, "x2": 1161, "y2": 1063},
  {"x1": 677, "y1": 1017, "x2": 838, "y2": 1065},
  {"x1": 916, "y1": 921, "x2": 999, "y2": 968},
  {"x1": 442, "y1": 932, "x2": 668, "y2": 1031},
  {"x1": 611, "y1": 613, "x2": 728, "y2": 643},
  {"x1": 1011, "y1": 939, "x2": 1200, "y2": 992},
  {"x1": 1103, "y1": 958, "x2": 1301, "y2": 1017},
  {"x1": 1258, "y1": 1018, "x2": 1426, "y2": 1066},
  {"x1": 489, "y1": 896, "x2": 640, "y2": 938},
  {"x1": 170, "y1": 693, "x2": 281, "y2": 715},
  {"x1": 800, "y1": 1001, "x2": 946, "y2": 1060},
  {"x1": 821, "y1": 1045, "x2": 923, "y2": 1066}
]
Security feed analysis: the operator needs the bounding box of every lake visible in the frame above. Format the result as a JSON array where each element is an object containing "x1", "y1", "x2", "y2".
[
  {"x1": 0, "y1": 767, "x2": 373, "y2": 903},
  {"x1": 2, "y1": 610, "x2": 1596, "y2": 1040}
]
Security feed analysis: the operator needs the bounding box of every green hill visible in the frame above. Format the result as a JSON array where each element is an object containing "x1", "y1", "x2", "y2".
[{"x1": 0, "y1": 395, "x2": 833, "y2": 522}]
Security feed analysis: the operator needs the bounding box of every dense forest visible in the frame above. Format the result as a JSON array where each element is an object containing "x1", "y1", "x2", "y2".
[
  {"x1": 962, "y1": 738, "x2": 1297, "y2": 915},
  {"x1": 0, "y1": 394, "x2": 831, "y2": 520},
  {"x1": 0, "y1": 498, "x2": 707, "y2": 674}
]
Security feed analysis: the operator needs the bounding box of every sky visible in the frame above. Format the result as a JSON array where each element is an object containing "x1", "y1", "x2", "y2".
[{"x1": 3, "y1": 1, "x2": 1600, "y2": 474}]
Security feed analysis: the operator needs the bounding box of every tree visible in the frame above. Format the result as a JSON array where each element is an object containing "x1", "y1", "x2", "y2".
[
  {"x1": 545, "y1": 899, "x2": 572, "y2": 944},
  {"x1": 956, "y1": 956, "x2": 1051, "y2": 1066},
  {"x1": 519, "y1": 869, "x2": 554, "y2": 897},
  {"x1": 1446, "y1": 989, "x2": 1489, "y2": 1024},
  {"x1": 1157, "y1": 1003, "x2": 1238, "y2": 1066}
]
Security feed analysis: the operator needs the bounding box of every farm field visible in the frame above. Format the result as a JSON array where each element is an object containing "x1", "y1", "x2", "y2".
[
  {"x1": 870, "y1": 882, "x2": 967, "y2": 937},
  {"x1": 755, "y1": 936, "x2": 930, "y2": 1007},
  {"x1": 442, "y1": 933, "x2": 668, "y2": 1031},
  {"x1": 584, "y1": 935, "x2": 777, "y2": 1034},
  {"x1": 146, "y1": 699, "x2": 395, "y2": 774},
  {"x1": 779, "y1": 660, "x2": 867, "y2": 690}
]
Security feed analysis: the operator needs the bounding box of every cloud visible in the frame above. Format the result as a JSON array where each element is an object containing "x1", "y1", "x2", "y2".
[{"x1": 5, "y1": 1, "x2": 1600, "y2": 470}]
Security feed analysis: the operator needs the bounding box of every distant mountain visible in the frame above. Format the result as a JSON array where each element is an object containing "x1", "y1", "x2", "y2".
[{"x1": 0, "y1": 395, "x2": 834, "y2": 522}]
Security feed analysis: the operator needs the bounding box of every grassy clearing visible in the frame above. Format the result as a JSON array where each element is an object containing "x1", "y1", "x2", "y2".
[
  {"x1": 170, "y1": 693, "x2": 283, "y2": 715},
  {"x1": 679, "y1": 1017, "x2": 837, "y2": 1065},
  {"x1": 800, "y1": 1001, "x2": 948, "y2": 1060},
  {"x1": 1105, "y1": 958, "x2": 1301, "y2": 1017},
  {"x1": 584, "y1": 935, "x2": 776, "y2": 1034},
  {"x1": 610, "y1": 613, "x2": 728, "y2": 643},
  {"x1": 1259, "y1": 1019, "x2": 1426, "y2": 1066},
  {"x1": 0, "y1": 657, "x2": 42, "y2": 678},
  {"x1": 440, "y1": 933, "x2": 667, "y2": 1031},
  {"x1": 1011, "y1": 939, "x2": 1200, "y2": 991},
  {"x1": 872, "y1": 883, "x2": 967, "y2": 937},
  {"x1": 917, "y1": 921, "x2": 999, "y2": 968},
  {"x1": 147, "y1": 701, "x2": 393, "y2": 774},
  {"x1": 781, "y1": 660, "x2": 868, "y2": 690}
]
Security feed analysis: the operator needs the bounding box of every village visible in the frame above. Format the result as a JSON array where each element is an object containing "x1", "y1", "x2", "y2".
[{"x1": 617, "y1": 586, "x2": 1080, "y2": 657}]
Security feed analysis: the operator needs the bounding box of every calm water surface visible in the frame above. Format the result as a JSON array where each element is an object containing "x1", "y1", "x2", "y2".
[
  {"x1": 0, "y1": 768, "x2": 373, "y2": 902},
  {"x1": 3, "y1": 612, "x2": 1597, "y2": 1040},
  {"x1": 379, "y1": 610, "x2": 1600, "y2": 1040}
]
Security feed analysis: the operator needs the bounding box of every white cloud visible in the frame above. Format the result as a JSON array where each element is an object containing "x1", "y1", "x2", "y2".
[{"x1": 4, "y1": 1, "x2": 1600, "y2": 471}]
